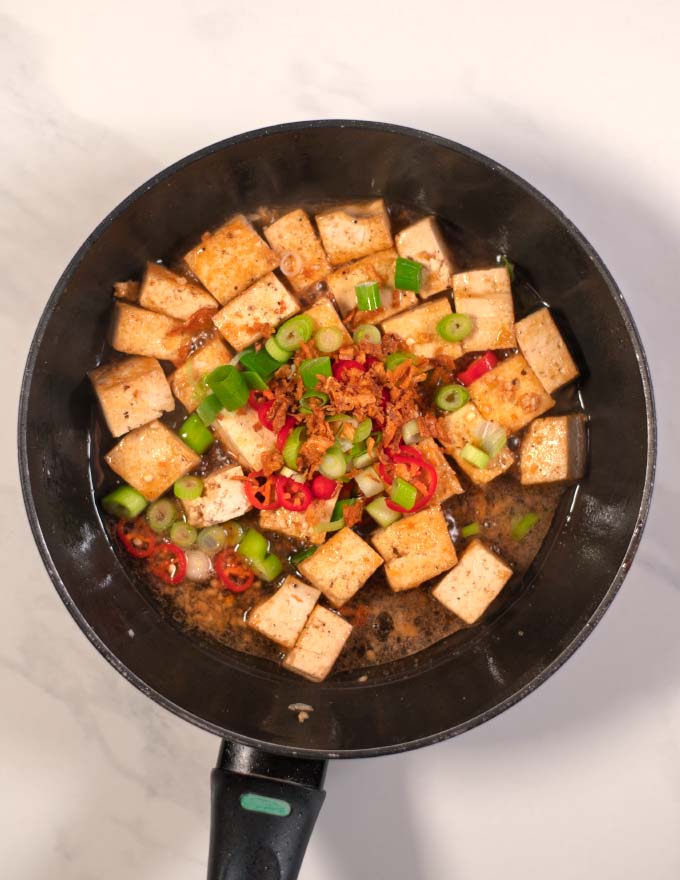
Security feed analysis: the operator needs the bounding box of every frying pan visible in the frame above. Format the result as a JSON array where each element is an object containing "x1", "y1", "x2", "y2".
[{"x1": 18, "y1": 121, "x2": 655, "y2": 879}]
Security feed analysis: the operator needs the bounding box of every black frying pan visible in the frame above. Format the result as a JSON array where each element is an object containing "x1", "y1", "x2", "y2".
[{"x1": 18, "y1": 121, "x2": 655, "y2": 879}]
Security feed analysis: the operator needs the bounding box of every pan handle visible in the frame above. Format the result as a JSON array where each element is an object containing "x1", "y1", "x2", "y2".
[{"x1": 207, "y1": 740, "x2": 327, "y2": 880}]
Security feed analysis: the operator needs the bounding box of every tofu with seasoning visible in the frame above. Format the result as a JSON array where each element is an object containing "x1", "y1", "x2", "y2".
[
  {"x1": 371, "y1": 506, "x2": 457, "y2": 592},
  {"x1": 109, "y1": 302, "x2": 192, "y2": 362},
  {"x1": 326, "y1": 248, "x2": 417, "y2": 321},
  {"x1": 303, "y1": 296, "x2": 352, "y2": 345},
  {"x1": 259, "y1": 489, "x2": 340, "y2": 546},
  {"x1": 515, "y1": 307, "x2": 579, "y2": 393},
  {"x1": 248, "y1": 576, "x2": 320, "y2": 650},
  {"x1": 180, "y1": 465, "x2": 252, "y2": 527},
  {"x1": 520, "y1": 415, "x2": 588, "y2": 484},
  {"x1": 381, "y1": 297, "x2": 463, "y2": 359},
  {"x1": 414, "y1": 438, "x2": 463, "y2": 505},
  {"x1": 169, "y1": 334, "x2": 231, "y2": 412},
  {"x1": 283, "y1": 605, "x2": 353, "y2": 683},
  {"x1": 264, "y1": 209, "x2": 331, "y2": 292},
  {"x1": 89, "y1": 356, "x2": 175, "y2": 438},
  {"x1": 298, "y1": 527, "x2": 383, "y2": 608},
  {"x1": 438, "y1": 402, "x2": 515, "y2": 485},
  {"x1": 212, "y1": 273, "x2": 300, "y2": 351},
  {"x1": 395, "y1": 216, "x2": 456, "y2": 298},
  {"x1": 452, "y1": 267, "x2": 515, "y2": 352},
  {"x1": 467, "y1": 353, "x2": 554, "y2": 432},
  {"x1": 316, "y1": 199, "x2": 393, "y2": 265},
  {"x1": 138, "y1": 262, "x2": 218, "y2": 321},
  {"x1": 211, "y1": 407, "x2": 276, "y2": 472},
  {"x1": 184, "y1": 214, "x2": 278, "y2": 305},
  {"x1": 432, "y1": 539, "x2": 513, "y2": 624},
  {"x1": 104, "y1": 420, "x2": 200, "y2": 501}
]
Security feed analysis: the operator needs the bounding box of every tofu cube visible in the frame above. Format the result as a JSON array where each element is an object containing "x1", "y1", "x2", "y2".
[
  {"x1": 259, "y1": 490, "x2": 340, "y2": 546},
  {"x1": 371, "y1": 506, "x2": 457, "y2": 592},
  {"x1": 414, "y1": 438, "x2": 463, "y2": 505},
  {"x1": 468, "y1": 353, "x2": 555, "y2": 432},
  {"x1": 138, "y1": 262, "x2": 218, "y2": 321},
  {"x1": 109, "y1": 302, "x2": 192, "y2": 362},
  {"x1": 184, "y1": 214, "x2": 278, "y2": 305},
  {"x1": 212, "y1": 273, "x2": 299, "y2": 351},
  {"x1": 453, "y1": 267, "x2": 516, "y2": 352},
  {"x1": 104, "y1": 420, "x2": 200, "y2": 501},
  {"x1": 248, "y1": 575, "x2": 320, "y2": 650},
  {"x1": 326, "y1": 248, "x2": 417, "y2": 321},
  {"x1": 264, "y1": 209, "x2": 331, "y2": 292},
  {"x1": 169, "y1": 334, "x2": 231, "y2": 412},
  {"x1": 316, "y1": 199, "x2": 393, "y2": 265},
  {"x1": 395, "y1": 216, "x2": 456, "y2": 298},
  {"x1": 520, "y1": 415, "x2": 588, "y2": 484},
  {"x1": 515, "y1": 307, "x2": 579, "y2": 393},
  {"x1": 89, "y1": 356, "x2": 175, "y2": 438},
  {"x1": 180, "y1": 465, "x2": 252, "y2": 527},
  {"x1": 381, "y1": 297, "x2": 463, "y2": 359},
  {"x1": 212, "y1": 407, "x2": 276, "y2": 472},
  {"x1": 438, "y1": 402, "x2": 515, "y2": 485},
  {"x1": 298, "y1": 527, "x2": 383, "y2": 608},
  {"x1": 303, "y1": 296, "x2": 352, "y2": 345},
  {"x1": 113, "y1": 280, "x2": 140, "y2": 302},
  {"x1": 283, "y1": 605, "x2": 353, "y2": 682},
  {"x1": 432, "y1": 539, "x2": 513, "y2": 624}
]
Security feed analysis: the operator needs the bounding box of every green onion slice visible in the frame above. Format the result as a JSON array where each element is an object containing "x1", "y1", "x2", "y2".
[
  {"x1": 366, "y1": 495, "x2": 402, "y2": 528},
  {"x1": 238, "y1": 528, "x2": 268, "y2": 560},
  {"x1": 239, "y1": 347, "x2": 280, "y2": 380},
  {"x1": 354, "y1": 466, "x2": 384, "y2": 498},
  {"x1": 299, "y1": 390, "x2": 330, "y2": 414},
  {"x1": 179, "y1": 413, "x2": 214, "y2": 454},
  {"x1": 173, "y1": 475, "x2": 204, "y2": 500},
  {"x1": 353, "y1": 449, "x2": 378, "y2": 469},
  {"x1": 223, "y1": 521, "x2": 244, "y2": 546},
  {"x1": 385, "y1": 351, "x2": 417, "y2": 371},
  {"x1": 390, "y1": 477, "x2": 418, "y2": 511},
  {"x1": 437, "y1": 313, "x2": 473, "y2": 343},
  {"x1": 249, "y1": 552, "x2": 283, "y2": 582},
  {"x1": 435, "y1": 384, "x2": 469, "y2": 412},
  {"x1": 473, "y1": 420, "x2": 507, "y2": 459},
  {"x1": 146, "y1": 499, "x2": 178, "y2": 534},
  {"x1": 401, "y1": 418, "x2": 421, "y2": 446},
  {"x1": 314, "y1": 325, "x2": 345, "y2": 353},
  {"x1": 353, "y1": 324, "x2": 381, "y2": 345},
  {"x1": 319, "y1": 445, "x2": 347, "y2": 479},
  {"x1": 512, "y1": 512, "x2": 539, "y2": 541},
  {"x1": 290, "y1": 546, "x2": 317, "y2": 566},
  {"x1": 355, "y1": 281, "x2": 382, "y2": 311},
  {"x1": 353, "y1": 417, "x2": 373, "y2": 445},
  {"x1": 206, "y1": 365, "x2": 249, "y2": 411},
  {"x1": 197, "y1": 525, "x2": 227, "y2": 555},
  {"x1": 460, "y1": 443, "x2": 490, "y2": 469},
  {"x1": 276, "y1": 315, "x2": 314, "y2": 352},
  {"x1": 283, "y1": 425, "x2": 305, "y2": 471},
  {"x1": 500, "y1": 255, "x2": 515, "y2": 281},
  {"x1": 264, "y1": 336, "x2": 292, "y2": 363},
  {"x1": 170, "y1": 521, "x2": 198, "y2": 548},
  {"x1": 300, "y1": 356, "x2": 332, "y2": 390},
  {"x1": 332, "y1": 498, "x2": 359, "y2": 523},
  {"x1": 102, "y1": 484, "x2": 148, "y2": 519},
  {"x1": 394, "y1": 257, "x2": 423, "y2": 292},
  {"x1": 460, "y1": 522, "x2": 480, "y2": 538},
  {"x1": 196, "y1": 393, "x2": 223, "y2": 426},
  {"x1": 242, "y1": 370, "x2": 269, "y2": 391}
]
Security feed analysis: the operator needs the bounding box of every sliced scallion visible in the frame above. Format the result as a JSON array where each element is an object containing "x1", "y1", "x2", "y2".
[
  {"x1": 299, "y1": 390, "x2": 330, "y2": 414},
  {"x1": 384, "y1": 351, "x2": 417, "y2": 371},
  {"x1": 314, "y1": 325, "x2": 345, "y2": 353},
  {"x1": 354, "y1": 466, "x2": 385, "y2": 498},
  {"x1": 353, "y1": 324, "x2": 381, "y2": 345},
  {"x1": 276, "y1": 315, "x2": 314, "y2": 351},
  {"x1": 146, "y1": 499, "x2": 178, "y2": 534},
  {"x1": 102, "y1": 484, "x2": 147, "y2": 519},
  {"x1": 238, "y1": 528, "x2": 268, "y2": 561},
  {"x1": 239, "y1": 347, "x2": 280, "y2": 380},
  {"x1": 460, "y1": 522, "x2": 480, "y2": 538},
  {"x1": 437, "y1": 313, "x2": 473, "y2": 343},
  {"x1": 366, "y1": 495, "x2": 402, "y2": 528},
  {"x1": 353, "y1": 417, "x2": 373, "y2": 445},
  {"x1": 173, "y1": 475, "x2": 204, "y2": 500},
  {"x1": 355, "y1": 281, "x2": 382, "y2": 311},
  {"x1": 196, "y1": 393, "x2": 223, "y2": 426},
  {"x1": 249, "y1": 552, "x2": 283, "y2": 581},
  {"x1": 313, "y1": 519, "x2": 345, "y2": 534},
  {"x1": 401, "y1": 418, "x2": 421, "y2": 446},
  {"x1": 319, "y1": 445, "x2": 347, "y2": 479},
  {"x1": 264, "y1": 336, "x2": 292, "y2": 363},
  {"x1": 460, "y1": 443, "x2": 490, "y2": 469},
  {"x1": 473, "y1": 420, "x2": 507, "y2": 459},
  {"x1": 390, "y1": 477, "x2": 418, "y2": 511},
  {"x1": 206, "y1": 365, "x2": 249, "y2": 412},
  {"x1": 241, "y1": 370, "x2": 268, "y2": 391},
  {"x1": 197, "y1": 525, "x2": 227, "y2": 555},
  {"x1": 283, "y1": 425, "x2": 305, "y2": 471},
  {"x1": 290, "y1": 546, "x2": 317, "y2": 565},
  {"x1": 394, "y1": 257, "x2": 423, "y2": 292},
  {"x1": 223, "y1": 521, "x2": 244, "y2": 546},
  {"x1": 170, "y1": 521, "x2": 198, "y2": 548},
  {"x1": 353, "y1": 449, "x2": 378, "y2": 469},
  {"x1": 179, "y1": 413, "x2": 214, "y2": 454},
  {"x1": 512, "y1": 512, "x2": 539, "y2": 541},
  {"x1": 300, "y1": 356, "x2": 332, "y2": 390},
  {"x1": 435, "y1": 384, "x2": 469, "y2": 412}
]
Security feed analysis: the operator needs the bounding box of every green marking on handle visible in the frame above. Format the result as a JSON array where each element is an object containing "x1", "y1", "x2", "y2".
[{"x1": 240, "y1": 793, "x2": 291, "y2": 817}]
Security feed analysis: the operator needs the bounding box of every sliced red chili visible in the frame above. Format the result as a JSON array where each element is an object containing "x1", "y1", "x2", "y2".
[
  {"x1": 276, "y1": 417, "x2": 296, "y2": 452},
  {"x1": 148, "y1": 542, "x2": 187, "y2": 585},
  {"x1": 275, "y1": 476, "x2": 314, "y2": 512},
  {"x1": 311, "y1": 474, "x2": 338, "y2": 500},
  {"x1": 116, "y1": 518, "x2": 156, "y2": 558},
  {"x1": 244, "y1": 471, "x2": 279, "y2": 510},
  {"x1": 457, "y1": 351, "x2": 498, "y2": 386},
  {"x1": 248, "y1": 390, "x2": 274, "y2": 430},
  {"x1": 333, "y1": 359, "x2": 366, "y2": 381},
  {"x1": 364, "y1": 355, "x2": 380, "y2": 368},
  {"x1": 379, "y1": 448, "x2": 438, "y2": 513},
  {"x1": 214, "y1": 549, "x2": 255, "y2": 593}
]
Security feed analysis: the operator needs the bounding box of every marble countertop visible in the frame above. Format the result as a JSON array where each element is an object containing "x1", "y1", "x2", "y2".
[{"x1": 2, "y1": 1, "x2": 678, "y2": 878}]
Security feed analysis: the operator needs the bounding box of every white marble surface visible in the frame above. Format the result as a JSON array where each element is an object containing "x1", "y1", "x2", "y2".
[{"x1": 2, "y1": 1, "x2": 679, "y2": 877}]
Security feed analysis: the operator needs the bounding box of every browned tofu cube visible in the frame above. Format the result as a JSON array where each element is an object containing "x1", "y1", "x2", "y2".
[
  {"x1": 212, "y1": 273, "x2": 299, "y2": 351},
  {"x1": 180, "y1": 465, "x2": 252, "y2": 527},
  {"x1": 184, "y1": 214, "x2": 278, "y2": 305},
  {"x1": 264, "y1": 209, "x2": 331, "y2": 292},
  {"x1": 452, "y1": 267, "x2": 516, "y2": 352},
  {"x1": 104, "y1": 420, "x2": 200, "y2": 501},
  {"x1": 169, "y1": 334, "x2": 231, "y2": 413},
  {"x1": 515, "y1": 308, "x2": 579, "y2": 393},
  {"x1": 113, "y1": 280, "x2": 140, "y2": 302},
  {"x1": 326, "y1": 248, "x2": 417, "y2": 321},
  {"x1": 381, "y1": 298, "x2": 463, "y2": 359},
  {"x1": 371, "y1": 507, "x2": 457, "y2": 592},
  {"x1": 138, "y1": 262, "x2": 218, "y2": 321},
  {"x1": 248, "y1": 576, "x2": 320, "y2": 650},
  {"x1": 283, "y1": 605, "x2": 353, "y2": 682},
  {"x1": 298, "y1": 527, "x2": 383, "y2": 608},
  {"x1": 316, "y1": 199, "x2": 393, "y2": 265},
  {"x1": 438, "y1": 402, "x2": 515, "y2": 485},
  {"x1": 89, "y1": 356, "x2": 175, "y2": 438},
  {"x1": 303, "y1": 297, "x2": 352, "y2": 345},
  {"x1": 395, "y1": 216, "x2": 456, "y2": 298},
  {"x1": 520, "y1": 415, "x2": 588, "y2": 484},
  {"x1": 468, "y1": 353, "x2": 554, "y2": 432},
  {"x1": 109, "y1": 302, "x2": 192, "y2": 362},
  {"x1": 432, "y1": 539, "x2": 513, "y2": 624},
  {"x1": 414, "y1": 438, "x2": 463, "y2": 505},
  {"x1": 259, "y1": 490, "x2": 340, "y2": 546},
  {"x1": 211, "y1": 407, "x2": 276, "y2": 472}
]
